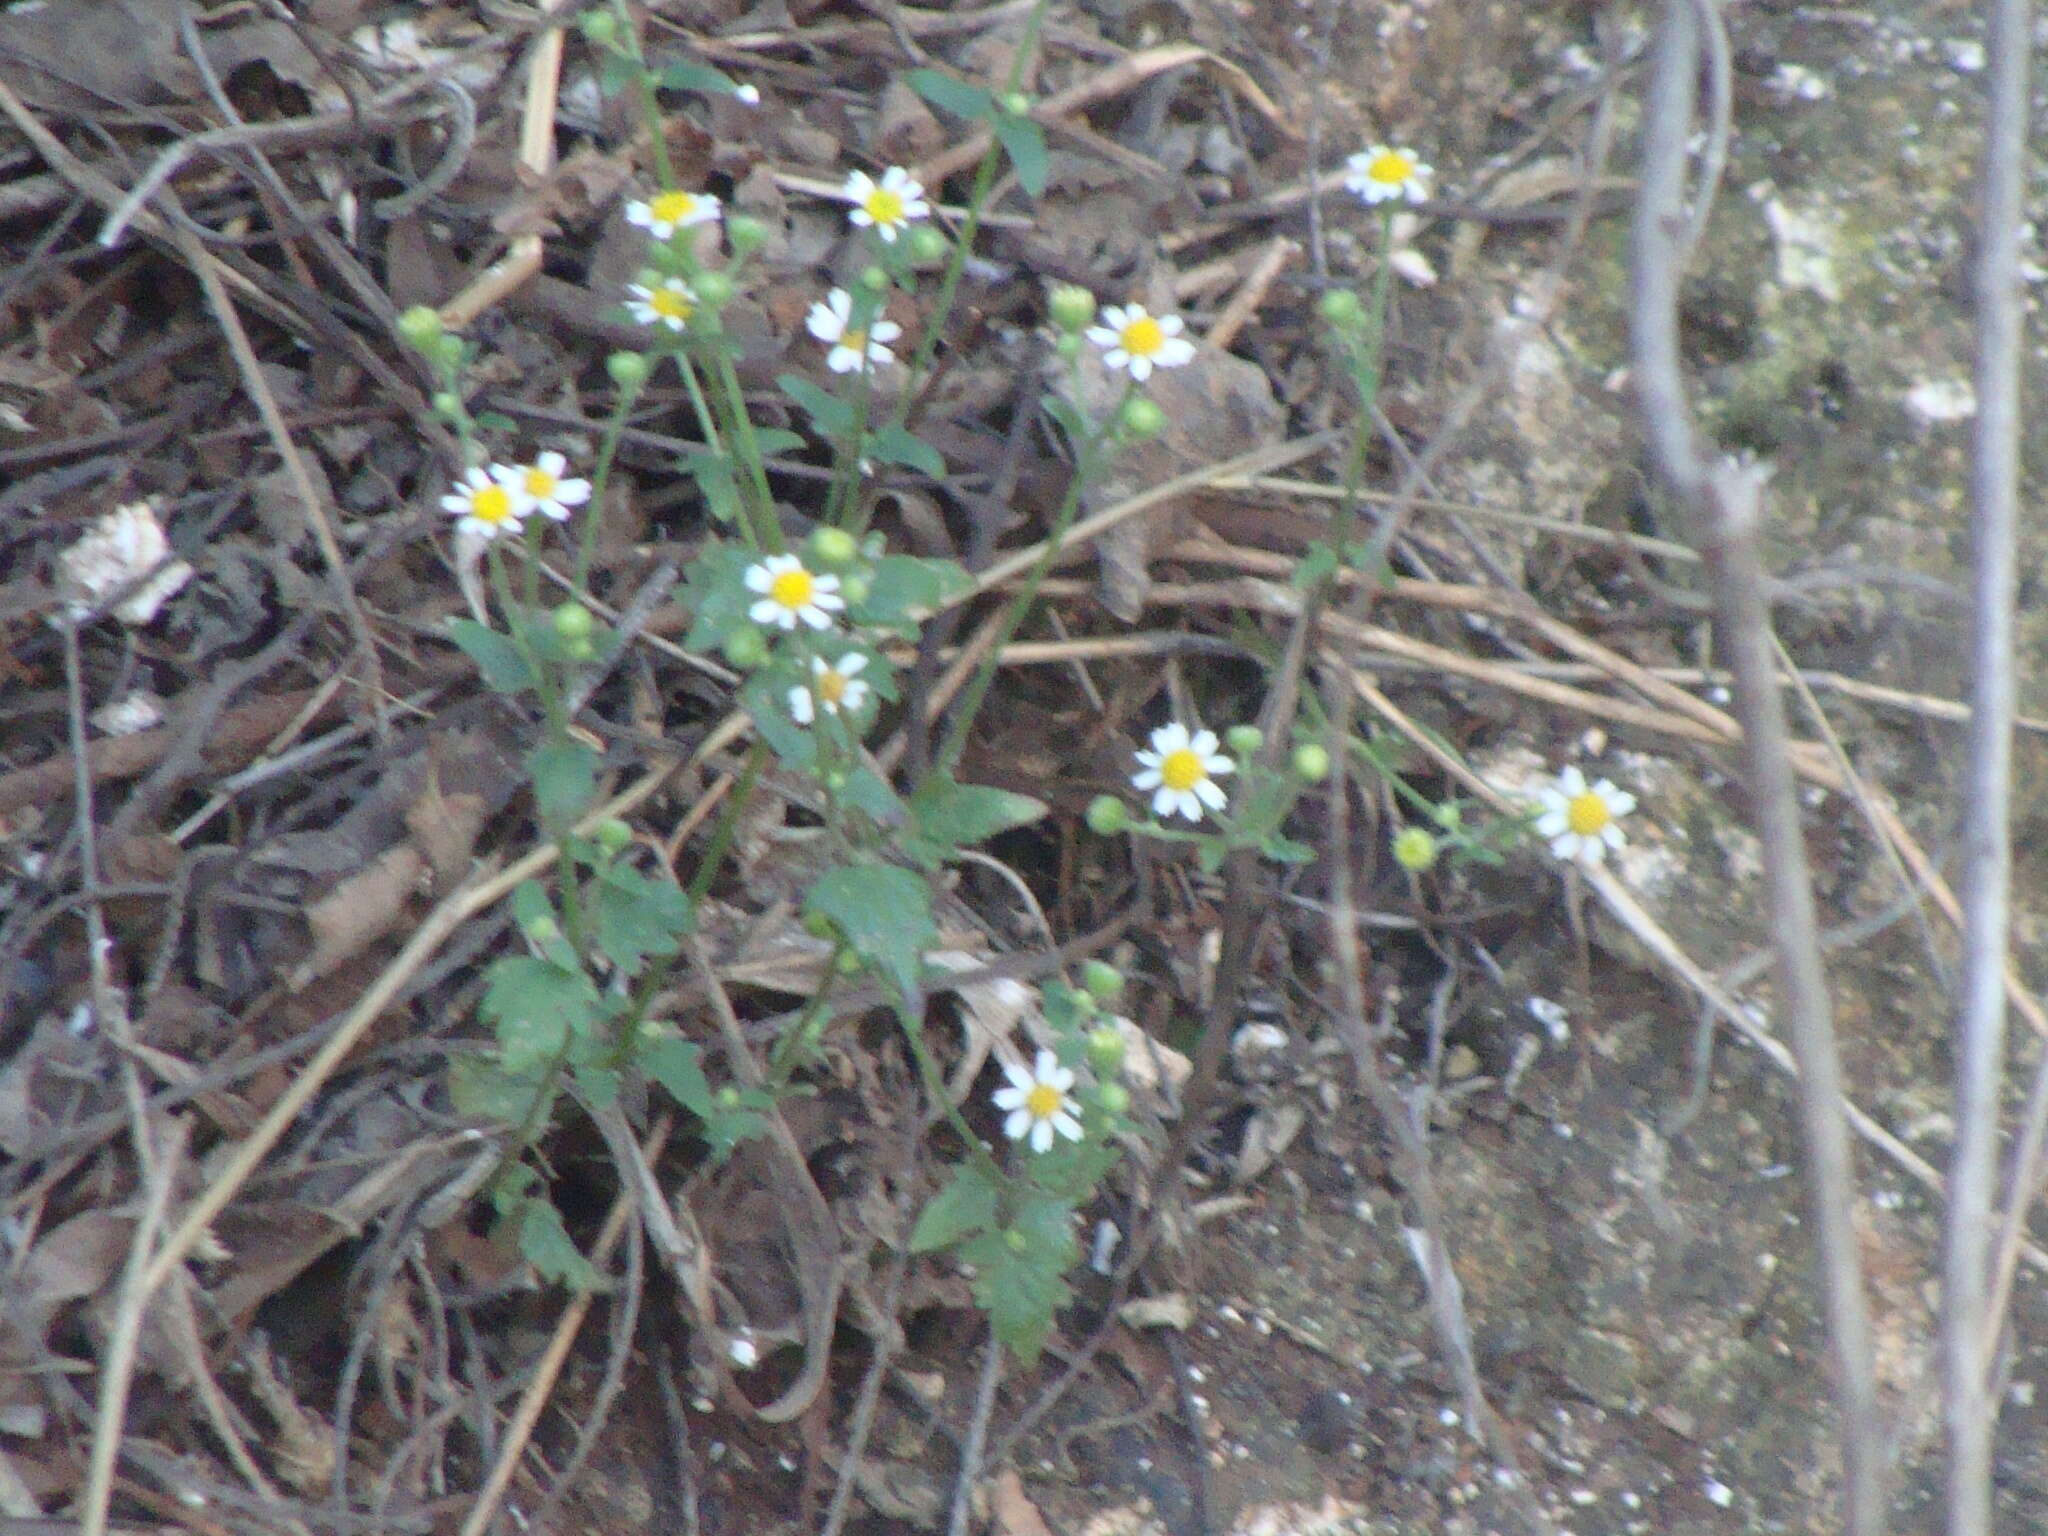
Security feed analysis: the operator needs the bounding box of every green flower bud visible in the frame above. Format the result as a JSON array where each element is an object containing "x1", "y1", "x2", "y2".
[
  {"x1": 1085, "y1": 1022, "x2": 1127, "y2": 1075},
  {"x1": 431, "y1": 332, "x2": 468, "y2": 371},
  {"x1": 578, "y1": 8, "x2": 619, "y2": 46},
  {"x1": 1432, "y1": 801, "x2": 1464, "y2": 831},
  {"x1": 1391, "y1": 826, "x2": 1439, "y2": 872},
  {"x1": 1053, "y1": 332, "x2": 1084, "y2": 361},
  {"x1": 1318, "y1": 288, "x2": 1365, "y2": 330},
  {"x1": 1085, "y1": 795, "x2": 1129, "y2": 835},
  {"x1": 715, "y1": 1084, "x2": 743, "y2": 1110},
  {"x1": 1224, "y1": 724, "x2": 1264, "y2": 757},
  {"x1": 1096, "y1": 1080, "x2": 1131, "y2": 1117},
  {"x1": 1000, "y1": 91, "x2": 1032, "y2": 119},
  {"x1": 722, "y1": 625, "x2": 769, "y2": 670},
  {"x1": 1081, "y1": 961, "x2": 1124, "y2": 1004},
  {"x1": 525, "y1": 914, "x2": 562, "y2": 946},
  {"x1": 1291, "y1": 742, "x2": 1332, "y2": 782},
  {"x1": 802, "y1": 910, "x2": 837, "y2": 940},
  {"x1": 1047, "y1": 285, "x2": 1096, "y2": 333},
  {"x1": 858, "y1": 264, "x2": 890, "y2": 294},
  {"x1": 693, "y1": 269, "x2": 737, "y2": 308},
  {"x1": 1005, "y1": 1227, "x2": 1030, "y2": 1254},
  {"x1": 431, "y1": 390, "x2": 463, "y2": 419},
  {"x1": 808, "y1": 525, "x2": 860, "y2": 570},
  {"x1": 561, "y1": 634, "x2": 598, "y2": 662},
  {"x1": 907, "y1": 225, "x2": 949, "y2": 269},
  {"x1": 397, "y1": 305, "x2": 444, "y2": 351},
  {"x1": 1117, "y1": 396, "x2": 1166, "y2": 440},
  {"x1": 595, "y1": 817, "x2": 634, "y2": 855},
  {"x1": 822, "y1": 766, "x2": 849, "y2": 792},
  {"x1": 836, "y1": 572, "x2": 871, "y2": 606},
  {"x1": 834, "y1": 947, "x2": 864, "y2": 976},
  {"x1": 726, "y1": 213, "x2": 770, "y2": 255},
  {"x1": 552, "y1": 602, "x2": 596, "y2": 645},
  {"x1": 607, "y1": 350, "x2": 652, "y2": 391}
]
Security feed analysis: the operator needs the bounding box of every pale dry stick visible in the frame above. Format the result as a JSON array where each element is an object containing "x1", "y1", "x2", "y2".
[
  {"x1": 1321, "y1": 675, "x2": 1544, "y2": 1521},
  {"x1": 438, "y1": 0, "x2": 569, "y2": 328},
  {"x1": 456, "y1": 1116, "x2": 672, "y2": 1536},
  {"x1": 80, "y1": 1116, "x2": 191, "y2": 1536},
  {"x1": 946, "y1": 1331, "x2": 1004, "y2": 1536},
  {"x1": 158, "y1": 198, "x2": 385, "y2": 713},
  {"x1": 139, "y1": 712, "x2": 747, "y2": 1297},
  {"x1": 914, "y1": 42, "x2": 1294, "y2": 189},
  {"x1": 1341, "y1": 669, "x2": 2048, "y2": 1275},
  {"x1": 818, "y1": 1241, "x2": 912, "y2": 1536},
  {"x1": 1634, "y1": 5, "x2": 1879, "y2": 1521},
  {"x1": 958, "y1": 434, "x2": 1337, "y2": 603},
  {"x1": 1203, "y1": 235, "x2": 1300, "y2": 353},
  {"x1": 1946, "y1": 0, "x2": 2032, "y2": 1526},
  {"x1": 712, "y1": 0, "x2": 1040, "y2": 51}
]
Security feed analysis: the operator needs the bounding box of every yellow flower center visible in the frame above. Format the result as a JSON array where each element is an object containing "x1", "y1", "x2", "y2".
[
  {"x1": 817, "y1": 668, "x2": 848, "y2": 705},
  {"x1": 650, "y1": 286, "x2": 693, "y2": 322},
  {"x1": 1566, "y1": 791, "x2": 1611, "y2": 838},
  {"x1": 1160, "y1": 747, "x2": 1205, "y2": 793},
  {"x1": 769, "y1": 567, "x2": 816, "y2": 610},
  {"x1": 523, "y1": 467, "x2": 558, "y2": 498},
  {"x1": 864, "y1": 186, "x2": 906, "y2": 225},
  {"x1": 470, "y1": 484, "x2": 514, "y2": 524},
  {"x1": 1367, "y1": 150, "x2": 1413, "y2": 185},
  {"x1": 1025, "y1": 1082, "x2": 1064, "y2": 1119},
  {"x1": 1121, "y1": 314, "x2": 1165, "y2": 356},
  {"x1": 650, "y1": 191, "x2": 698, "y2": 226},
  {"x1": 842, "y1": 327, "x2": 868, "y2": 353}
]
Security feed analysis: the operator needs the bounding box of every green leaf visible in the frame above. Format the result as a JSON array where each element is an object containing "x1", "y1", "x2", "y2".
[
  {"x1": 909, "y1": 1162, "x2": 1002, "y2": 1252},
  {"x1": 594, "y1": 863, "x2": 693, "y2": 975},
  {"x1": 448, "y1": 619, "x2": 537, "y2": 694},
  {"x1": 907, "y1": 775, "x2": 1046, "y2": 861},
  {"x1": 658, "y1": 61, "x2": 741, "y2": 97},
  {"x1": 679, "y1": 449, "x2": 744, "y2": 526},
  {"x1": 527, "y1": 740, "x2": 599, "y2": 828},
  {"x1": 804, "y1": 863, "x2": 935, "y2": 997},
  {"x1": 960, "y1": 1198, "x2": 1077, "y2": 1363},
  {"x1": 449, "y1": 1056, "x2": 552, "y2": 1125},
  {"x1": 678, "y1": 541, "x2": 760, "y2": 651},
  {"x1": 481, "y1": 955, "x2": 600, "y2": 1075},
  {"x1": 574, "y1": 1061, "x2": 622, "y2": 1108},
  {"x1": 751, "y1": 427, "x2": 806, "y2": 459},
  {"x1": 1260, "y1": 833, "x2": 1317, "y2": 865},
  {"x1": 741, "y1": 671, "x2": 820, "y2": 772},
  {"x1": 852, "y1": 554, "x2": 970, "y2": 635},
  {"x1": 778, "y1": 372, "x2": 856, "y2": 437},
  {"x1": 866, "y1": 426, "x2": 946, "y2": 478},
  {"x1": 1041, "y1": 393, "x2": 1092, "y2": 447},
  {"x1": 641, "y1": 1031, "x2": 715, "y2": 1116},
  {"x1": 992, "y1": 112, "x2": 1048, "y2": 198},
  {"x1": 512, "y1": 880, "x2": 580, "y2": 969},
  {"x1": 516, "y1": 1194, "x2": 600, "y2": 1290},
  {"x1": 839, "y1": 766, "x2": 906, "y2": 829},
  {"x1": 598, "y1": 53, "x2": 643, "y2": 96},
  {"x1": 907, "y1": 69, "x2": 993, "y2": 122}
]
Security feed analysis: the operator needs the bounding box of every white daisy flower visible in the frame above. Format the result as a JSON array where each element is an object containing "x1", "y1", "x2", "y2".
[
  {"x1": 993, "y1": 1049, "x2": 1084, "y2": 1154},
  {"x1": 441, "y1": 464, "x2": 530, "y2": 541},
  {"x1": 744, "y1": 553, "x2": 844, "y2": 631},
  {"x1": 843, "y1": 166, "x2": 929, "y2": 244},
  {"x1": 1131, "y1": 722, "x2": 1234, "y2": 822},
  {"x1": 806, "y1": 287, "x2": 902, "y2": 374},
  {"x1": 625, "y1": 276, "x2": 697, "y2": 332},
  {"x1": 625, "y1": 188, "x2": 722, "y2": 241},
  {"x1": 1343, "y1": 144, "x2": 1432, "y2": 206},
  {"x1": 1533, "y1": 765, "x2": 1637, "y2": 866},
  {"x1": 508, "y1": 451, "x2": 590, "y2": 522},
  {"x1": 789, "y1": 652, "x2": 870, "y2": 723},
  {"x1": 1086, "y1": 303, "x2": 1196, "y2": 381}
]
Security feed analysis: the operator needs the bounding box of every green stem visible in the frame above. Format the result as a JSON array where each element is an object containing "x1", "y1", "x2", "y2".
[
  {"x1": 576, "y1": 371, "x2": 645, "y2": 592},
  {"x1": 895, "y1": 1004, "x2": 1009, "y2": 1189},
  {"x1": 610, "y1": 0, "x2": 676, "y2": 191}
]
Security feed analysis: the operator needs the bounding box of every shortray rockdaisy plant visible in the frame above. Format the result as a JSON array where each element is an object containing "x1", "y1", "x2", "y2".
[
  {"x1": 1344, "y1": 143, "x2": 1432, "y2": 206},
  {"x1": 626, "y1": 276, "x2": 697, "y2": 332},
  {"x1": 807, "y1": 288, "x2": 901, "y2": 374},
  {"x1": 1132, "y1": 722, "x2": 1234, "y2": 822},
  {"x1": 442, "y1": 464, "x2": 530, "y2": 540},
  {"x1": 745, "y1": 552, "x2": 845, "y2": 631},
  {"x1": 789, "y1": 652, "x2": 870, "y2": 724},
  {"x1": 843, "y1": 166, "x2": 929, "y2": 244},
  {"x1": 511, "y1": 451, "x2": 591, "y2": 522},
  {"x1": 625, "y1": 188, "x2": 721, "y2": 241},
  {"x1": 1534, "y1": 765, "x2": 1637, "y2": 867},
  {"x1": 993, "y1": 1049, "x2": 1084, "y2": 1153},
  {"x1": 1087, "y1": 302, "x2": 1196, "y2": 382}
]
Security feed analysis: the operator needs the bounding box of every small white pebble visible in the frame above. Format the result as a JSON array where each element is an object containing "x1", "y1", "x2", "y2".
[
  {"x1": 1570, "y1": 1488, "x2": 1599, "y2": 1506},
  {"x1": 735, "y1": 83, "x2": 761, "y2": 104},
  {"x1": 1554, "y1": 1122, "x2": 1576, "y2": 1139},
  {"x1": 2011, "y1": 1379, "x2": 2037, "y2": 1407},
  {"x1": 1253, "y1": 1315, "x2": 1273, "y2": 1336},
  {"x1": 777, "y1": 1454, "x2": 796, "y2": 1473},
  {"x1": 1216, "y1": 1302, "x2": 1244, "y2": 1324},
  {"x1": 1186, "y1": 1365, "x2": 1206, "y2": 1385},
  {"x1": 1439, "y1": 1407, "x2": 1461, "y2": 1426},
  {"x1": 1621, "y1": 1489, "x2": 1642, "y2": 1509},
  {"x1": 1704, "y1": 1476, "x2": 1734, "y2": 1508},
  {"x1": 1190, "y1": 1394, "x2": 1210, "y2": 1417},
  {"x1": 727, "y1": 1332, "x2": 759, "y2": 1368}
]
